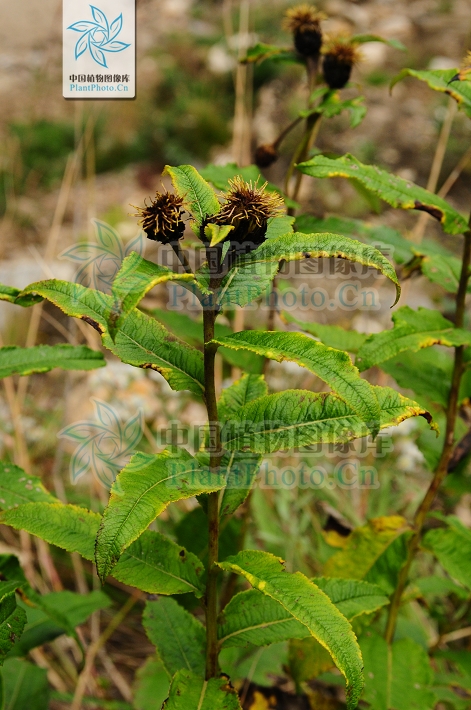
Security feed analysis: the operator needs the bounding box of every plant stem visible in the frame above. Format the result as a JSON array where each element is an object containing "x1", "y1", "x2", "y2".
[
  {"x1": 385, "y1": 226, "x2": 471, "y2": 644},
  {"x1": 203, "y1": 298, "x2": 222, "y2": 679},
  {"x1": 170, "y1": 241, "x2": 193, "y2": 275}
]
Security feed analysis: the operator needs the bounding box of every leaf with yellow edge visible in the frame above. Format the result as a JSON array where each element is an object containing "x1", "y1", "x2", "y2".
[
  {"x1": 218, "y1": 549, "x2": 364, "y2": 710},
  {"x1": 324, "y1": 516, "x2": 413, "y2": 594},
  {"x1": 205, "y1": 223, "x2": 234, "y2": 247}
]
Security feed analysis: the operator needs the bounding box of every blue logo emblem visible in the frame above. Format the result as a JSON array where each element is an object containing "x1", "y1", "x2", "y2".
[{"x1": 67, "y1": 5, "x2": 131, "y2": 68}]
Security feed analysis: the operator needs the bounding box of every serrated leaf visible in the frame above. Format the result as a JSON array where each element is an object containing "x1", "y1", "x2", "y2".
[
  {"x1": 294, "y1": 214, "x2": 415, "y2": 265},
  {"x1": 0, "y1": 283, "x2": 43, "y2": 307},
  {"x1": 0, "y1": 582, "x2": 26, "y2": 663},
  {"x1": 265, "y1": 215, "x2": 295, "y2": 239},
  {"x1": 221, "y1": 387, "x2": 435, "y2": 453},
  {"x1": 0, "y1": 462, "x2": 56, "y2": 509},
  {"x1": 391, "y1": 68, "x2": 471, "y2": 117},
  {"x1": 218, "y1": 374, "x2": 268, "y2": 421},
  {"x1": 95, "y1": 449, "x2": 225, "y2": 581},
  {"x1": 133, "y1": 656, "x2": 171, "y2": 710},
  {"x1": 297, "y1": 154, "x2": 468, "y2": 235},
  {"x1": 143, "y1": 597, "x2": 205, "y2": 676},
  {"x1": 324, "y1": 516, "x2": 412, "y2": 594},
  {"x1": 3, "y1": 658, "x2": 49, "y2": 710},
  {"x1": 163, "y1": 165, "x2": 220, "y2": 228},
  {"x1": 20, "y1": 280, "x2": 205, "y2": 396},
  {"x1": 213, "y1": 331, "x2": 382, "y2": 435},
  {"x1": 0, "y1": 344, "x2": 105, "y2": 378},
  {"x1": 108, "y1": 252, "x2": 196, "y2": 337},
  {"x1": 281, "y1": 312, "x2": 367, "y2": 353},
  {"x1": 10, "y1": 590, "x2": 110, "y2": 657},
  {"x1": 356, "y1": 306, "x2": 471, "y2": 371},
  {"x1": 422, "y1": 516, "x2": 471, "y2": 590},
  {"x1": 360, "y1": 633, "x2": 435, "y2": 710},
  {"x1": 163, "y1": 669, "x2": 242, "y2": 710},
  {"x1": 226, "y1": 230, "x2": 401, "y2": 306},
  {"x1": 218, "y1": 578, "x2": 388, "y2": 649},
  {"x1": 216, "y1": 259, "x2": 279, "y2": 307},
  {"x1": 218, "y1": 549, "x2": 363, "y2": 710},
  {"x1": 0, "y1": 502, "x2": 204, "y2": 596},
  {"x1": 380, "y1": 347, "x2": 453, "y2": 410}
]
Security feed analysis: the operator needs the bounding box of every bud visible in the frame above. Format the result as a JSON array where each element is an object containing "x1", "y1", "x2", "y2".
[
  {"x1": 283, "y1": 4, "x2": 326, "y2": 59},
  {"x1": 254, "y1": 143, "x2": 278, "y2": 168},
  {"x1": 132, "y1": 191, "x2": 185, "y2": 244},
  {"x1": 322, "y1": 37, "x2": 361, "y2": 90}
]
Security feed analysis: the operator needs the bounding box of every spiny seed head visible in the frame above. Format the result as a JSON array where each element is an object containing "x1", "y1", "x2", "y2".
[
  {"x1": 283, "y1": 4, "x2": 325, "y2": 58},
  {"x1": 206, "y1": 177, "x2": 284, "y2": 272},
  {"x1": 254, "y1": 143, "x2": 279, "y2": 168},
  {"x1": 322, "y1": 36, "x2": 361, "y2": 89},
  {"x1": 133, "y1": 191, "x2": 185, "y2": 244}
]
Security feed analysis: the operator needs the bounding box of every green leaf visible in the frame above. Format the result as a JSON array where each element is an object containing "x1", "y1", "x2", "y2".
[
  {"x1": 294, "y1": 214, "x2": 415, "y2": 265},
  {"x1": 213, "y1": 331, "x2": 381, "y2": 435},
  {"x1": 0, "y1": 283, "x2": 42, "y2": 308},
  {"x1": 0, "y1": 502, "x2": 205, "y2": 596},
  {"x1": 143, "y1": 597, "x2": 205, "y2": 677},
  {"x1": 356, "y1": 306, "x2": 471, "y2": 371},
  {"x1": 200, "y1": 163, "x2": 297, "y2": 209},
  {"x1": 289, "y1": 637, "x2": 335, "y2": 686},
  {"x1": 297, "y1": 154, "x2": 468, "y2": 235},
  {"x1": 204, "y1": 223, "x2": 234, "y2": 247},
  {"x1": 20, "y1": 280, "x2": 205, "y2": 396},
  {"x1": 3, "y1": 658, "x2": 49, "y2": 710},
  {"x1": 218, "y1": 451, "x2": 262, "y2": 518},
  {"x1": 0, "y1": 582, "x2": 26, "y2": 663},
  {"x1": 351, "y1": 34, "x2": 406, "y2": 50},
  {"x1": 221, "y1": 387, "x2": 434, "y2": 453},
  {"x1": 281, "y1": 312, "x2": 367, "y2": 353},
  {"x1": 133, "y1": 656, "x2": 171, "y2": 710},
  {"x1": 163, "y1": 669, "x2": 242, "y2": 710},
  {"x1": 218, "y1": 550, "x2": 363, "y2": 710},
  {"x1": 324, "y1": 516, "x2": 412, "y2": 594},
  {"x1": 313, "y1": 577, "x2": 389, "y2": 620},
  {"x1": 243, "y1": 42, "x2": 299, "y2": 65},
  {"x1": 0, "y1": 344, "x2": 105, "y2": 378},
  {"x1": 218, "y1": 374, "x2": 268, "y2": 421},
  {"x1": 148, "y1": 309, "x2": 264, "y2": 374},
  {"x1": 422, "y1": 516, "x2": 471, "y2": 590},
  {"x1": 216, "y1": 259, "x2": 279, "y2": 307},
  {"x1": 163, "y1": 165, "x2": 220, "y2": 228},
  {"x1": 0, "y1": 462, "x2": 56, "y2": 509},
  {"x1": 218, "y1": 579, "x2": 388, "y2": 648},
  {"x1": 108, "y1": 253, "x2": 197, "y2": 337},
  {"x1": 96, "y1": 449, "x2": 225, "y2": 581},
  {"x1": 11, "y1": 590, "x2": 110, "y2": 657},
  {"x1": 232, "y1": 230, "x2": 401, "y2": 305},
  {"x1": 391, "y1": 68, "x2": 471, "y2": 117},
  {"x1": 265, "y1": 214, "x2": 295, "y2": 239},
  {"x1": 302, "y1": 93, "x2": 367, "y2": 128},
  {"x1": 380, "y1": 347, "x2": 453, "y2": 410},
  {"x1": 360, "y1": 633, "x2": 435, "y2": 710}
]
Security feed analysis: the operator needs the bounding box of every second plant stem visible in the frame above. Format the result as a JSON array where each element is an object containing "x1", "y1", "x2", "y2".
[
  {"x1": 385, "y1": 225, "x2": 471, "y2": 644},
  {"x1": 203, "y1": 298, "x2": 222, "y2": 679}
]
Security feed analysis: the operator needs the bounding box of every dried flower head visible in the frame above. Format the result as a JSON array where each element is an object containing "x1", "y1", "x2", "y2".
[
  {"x1": 133, "y1": 191, "x2": 185, "y2": 244},
  {"x1": 254, "y1": 143, "x2": 279, "y2": 168},
  {"x1": 214, "y1": 176, "x2": 284, "y2": 245},
  {"x1": 322, "y1": 36, "x2": 362, "y2": 89},
  {"x1": 283, "y1": 4, "x2": 326, "y2": 58}
]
